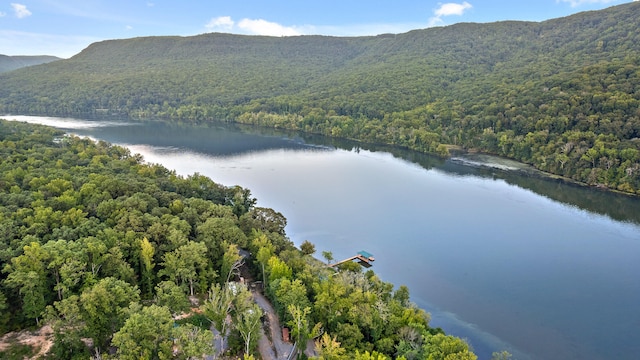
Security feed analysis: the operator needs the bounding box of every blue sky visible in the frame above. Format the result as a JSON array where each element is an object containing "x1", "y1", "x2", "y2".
[{"x1": 1, "y1": 0, "x2": 637, "y2": 58}]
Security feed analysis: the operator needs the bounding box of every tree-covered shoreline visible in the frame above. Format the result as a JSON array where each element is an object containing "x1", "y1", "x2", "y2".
[{"x1": 1, "y1": 119, "x2": 491, "y2": 359}]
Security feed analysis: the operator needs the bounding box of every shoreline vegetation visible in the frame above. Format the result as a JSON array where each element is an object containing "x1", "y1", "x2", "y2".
[
  {"x1": 0, "y1": 119, "x2": 503, "y2": 359},
  {"x1": 449, "y1": 151, "x2": 634, "y2": 195}
]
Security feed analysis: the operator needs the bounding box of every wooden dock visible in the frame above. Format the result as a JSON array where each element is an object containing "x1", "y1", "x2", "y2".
[{"x1": 328, "y1": 251, "x2": 375, "y2": 268}]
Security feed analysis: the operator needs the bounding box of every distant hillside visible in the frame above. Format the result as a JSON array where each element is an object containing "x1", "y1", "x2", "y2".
[
  {"x1": 0, "y1": 55, "x2": 61, "y2": 73},
  {"x1": 0, "y1": 2, "x2": 639, "y2": 193}
]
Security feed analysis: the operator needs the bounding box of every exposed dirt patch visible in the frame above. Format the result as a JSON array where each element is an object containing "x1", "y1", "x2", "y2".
[
  {"x1": 173, "y1": 307, "x2": 204, "y2": 321},
  {"x1": 0, "y1": 325, "x2": 54, "y2": 359}
]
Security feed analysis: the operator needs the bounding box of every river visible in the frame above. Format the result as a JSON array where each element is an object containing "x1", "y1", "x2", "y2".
[{"x1": 4, "y1": 115, "x2": 640, "y2": 360}]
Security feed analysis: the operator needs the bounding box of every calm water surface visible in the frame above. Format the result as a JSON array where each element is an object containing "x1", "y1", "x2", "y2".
[{"x1": 5, "y1": 116, "x2": 640, "y2": 360}]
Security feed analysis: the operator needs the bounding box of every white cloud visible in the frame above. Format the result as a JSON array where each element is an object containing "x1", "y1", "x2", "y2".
[
  {"x1": 11, "y1": 3, "x2": 32, "y2": 19},
  {"x1": 428, "y1": 2, "x2": 472, "y2": 27},
  {"x1": 126, "y1": 25, "x2": 133, "y2": 30},
  {"x1": 556, "y1": 0, "x2": 618, "y2": 7},
  {"x1": 205, "y1": 16, "x2": 235, "y2": 32},
  {"x1": 205, "y1": 16, "x2": 302, "y2": 37},
  {"x1": 237, "y1": 18, "x2": 302, "y2": 36},
  {"x1": 435, "y1": 1, "x2": 473, "y2": 16}
]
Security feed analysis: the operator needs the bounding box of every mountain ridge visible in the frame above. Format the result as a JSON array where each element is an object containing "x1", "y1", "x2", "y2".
[{"x1": 0, "y1": 54, "x2": 61, "y2": 73}]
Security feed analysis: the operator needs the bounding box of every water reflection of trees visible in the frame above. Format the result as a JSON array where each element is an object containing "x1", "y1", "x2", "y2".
[{"x1": 243, "y1": 124, "x2": 640, "y2": 225}]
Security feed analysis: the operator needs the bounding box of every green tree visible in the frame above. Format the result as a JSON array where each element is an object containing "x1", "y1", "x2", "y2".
[
  {"x1": 3, "y1": 242, "x2": 49, "y2": 325},
  {"x1": 235, "y1": 303, "x2": 263, "y2": 356},
  {"x1": 287, "y1": 304, "x2": 322, "y2": 355},
  {"x1": 202, "y1": 283, "x2": 234, "y2": 346},
  {"x1": 267, "y1": 255, "x2": 292, "y2": 284},
  {"x1": 7, "y1": 270, "x2": 47, "y2": 325},
  {"x1": 112, "y1": 305, "x2": 174, "y2": 360},
  {"x1": 272, "y1": 278, "x2": 311, "y2": 322},
  {"x1": 100, "y1": 245, "x2": 136, "y2": 283},
  {"x1": 230, "y1": 282, "x2": 254, "y2": 317},
  {"x1": 41, "y1": 239, "x2": 88, "y2": 301},
  {"x1": 395, "y1": 325, "x2": 424, "y2": 359},
  {"x1": 300, "y1": 240, "x2": 316, "y2": 256},
  {"x1": 0, "y1": 291, "x2": 6, "y2": 313},
  {"x1": 423, "y1": 333, "x2": 477, "y2": 360},
  {"x1": 79, "y1": 277, "x2": 140, "y2": 349},
  {"x1": 159, "y1": 241, "x2": 208, "y2": 296},
  {"x1": 335, "y1": 322, "x2": 364, "y2": 352},
  {"x1": 44, "y1": 295, "x2": 90, "y2": 360},
  {"x1": 42, "y1": 240, "x2": 74, "y2": 301},
  {"x1": 173, "y1": 323, "x2": 215, "y2": 360},
  {"x1": 0, "y1": 289, "x2": 7, "y2": 337},
  {"x1": 139, "y1": 237, "x2": 155, "y2": 298},
  {"x1": 313, "y1": 333, "x2": 348, "y2": 360},
  {"x1": 354, "y1": 350, "x2": 389, "y2": 360},
  {"x1": 221, "y1": 242, "x2": 243, "y2": 284},
  {"x1": 393, "y1": 285, "x2": 411, "y2": 307},
  {"x1": 313, "y1": 277, "x2": 348, "y2": 332},
  {"x1": 253, "y1": 233, "x2": 275, "y2": 286},
  {"x1": 81, "y1": 236, "x2": 108, "y2": 281},
  {"x1": 230, "y1": 186, "x2": 256, "y2": 217},
  {"x1": 322, "y1": 250, "x2": 334, "y2": 264},
  {"x1": 59, "y1": 256, "x2": 86, "y2": 299},
  {"x1": 196, "y1": 217, "x2": 247, "y2": 266},
  {"x1": 239, "y1": 207, "x2": 287, "y2": 236},
  {"x1": 155, "y1": 280, "x2": 191, "y2": 316}
]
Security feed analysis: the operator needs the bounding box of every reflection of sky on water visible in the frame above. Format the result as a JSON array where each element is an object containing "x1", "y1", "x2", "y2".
[{"x1": 2, "y1": 114, "x2": 135, "y2": 129}]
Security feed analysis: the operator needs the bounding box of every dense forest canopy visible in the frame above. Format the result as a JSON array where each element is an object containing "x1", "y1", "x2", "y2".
[
  {"x1": 0, "y1": 3, "x2": 639, "y2": 193},
  {"x1": 0, "y1": 119, "x2": 485, "y2": 359}
]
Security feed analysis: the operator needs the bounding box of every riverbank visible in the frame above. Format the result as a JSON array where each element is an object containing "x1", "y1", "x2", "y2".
[{"x1": 452, "y1": 151, "x2": 640, "y2": 199}]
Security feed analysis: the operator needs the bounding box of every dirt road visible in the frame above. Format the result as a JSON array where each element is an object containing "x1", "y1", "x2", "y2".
[{"x1": 252, "y1": 290, "x2": 295, "y2": 360}]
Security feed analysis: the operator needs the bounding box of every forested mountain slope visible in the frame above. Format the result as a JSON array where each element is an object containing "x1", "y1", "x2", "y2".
[
  {"x1": 0, "y1": 2, "x2": 639, "y2": 193},
  {"x1": 0, "y1": 55, "x2": 60, "y2": 73}
]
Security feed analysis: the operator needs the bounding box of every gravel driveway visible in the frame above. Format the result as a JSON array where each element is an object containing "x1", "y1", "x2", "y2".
[{"x1": 253, "y1": 290, "x2": 295, "y2": 360}]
